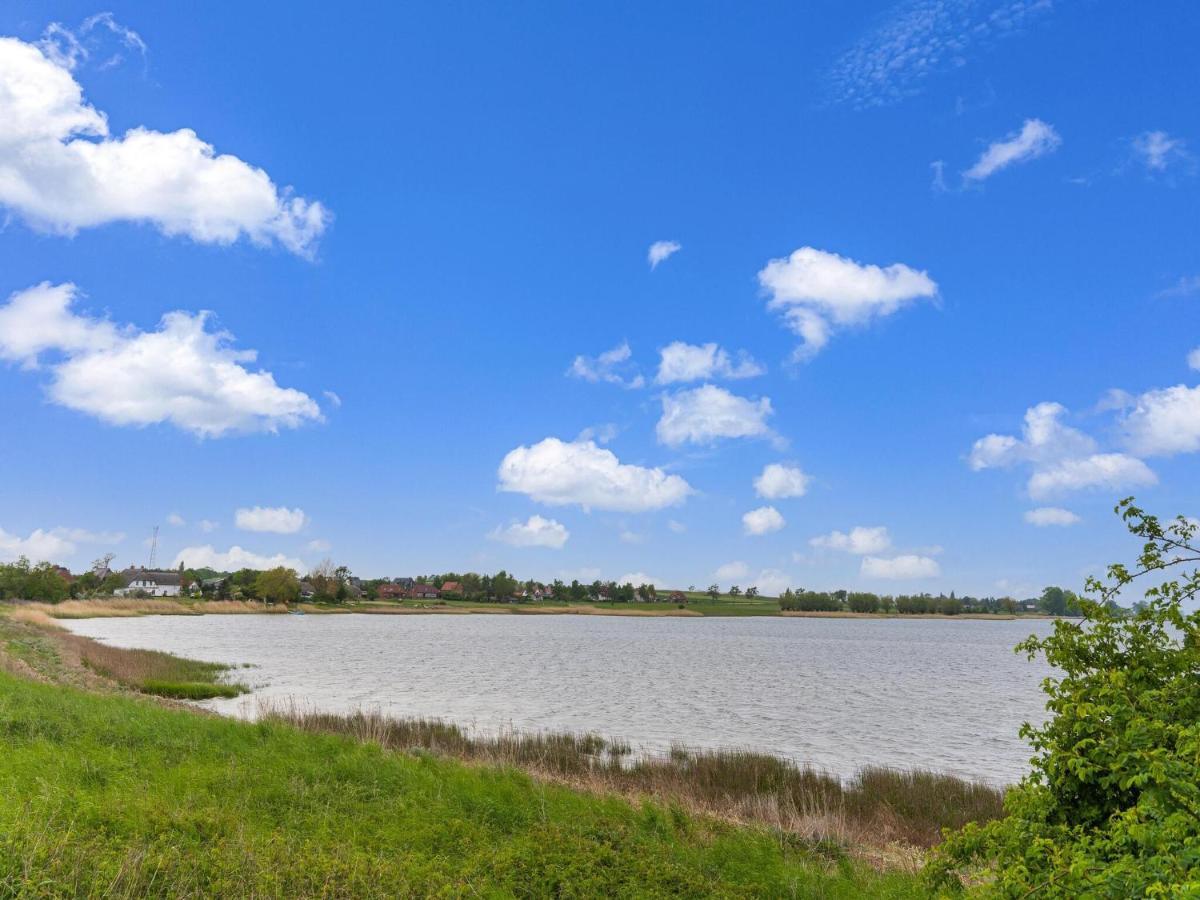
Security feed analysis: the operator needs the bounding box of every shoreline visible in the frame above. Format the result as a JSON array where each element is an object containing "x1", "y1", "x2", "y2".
[{"x1": 9, "y1": 597, "x2": 1059, "y2": 622}]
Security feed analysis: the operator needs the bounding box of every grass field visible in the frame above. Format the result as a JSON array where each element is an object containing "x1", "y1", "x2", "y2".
[{"x1": 0, "y1": 669, "x2": 933, "y2": 897}]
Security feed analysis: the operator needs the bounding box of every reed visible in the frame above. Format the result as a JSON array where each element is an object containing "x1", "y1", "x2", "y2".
[
  {"x1": 60, "y1": 632, "x2": 247, "y2": 700},
  {"x1": 261, "y1": 704, "x2": 1005, "y2": 848}
]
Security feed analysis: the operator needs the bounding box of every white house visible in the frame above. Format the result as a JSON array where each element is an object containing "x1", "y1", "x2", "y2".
[{"x1": 114, "y1": 568, "x2": 184, "y2": 598}]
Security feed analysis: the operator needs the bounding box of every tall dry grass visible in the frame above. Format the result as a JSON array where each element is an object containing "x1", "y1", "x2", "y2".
[
  {"x1": 262, "y1": 704, "x2": 1004, "y2": 848},
  {"x1": 21, "y1": 598, "x2": 286, "y2": 619},
  {"x1": 59, "y1": 632, "x2": 245, "y2": 699},
  {"x1": 7, "y1": 608, "x2": 65, "y2": 629}
]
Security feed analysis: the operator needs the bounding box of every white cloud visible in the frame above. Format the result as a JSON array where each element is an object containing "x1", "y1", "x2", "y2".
[
  {"x1": 198, "y1": 519, "x2": 218, "y2": 533},
  {"x1": 1132, "y1": 130, "x2": 1190, "y2": 173},
  {"x1": 969, "y1": 401, "x2": 1156, "y2": 498},
  {"x1": 306, "y1": 538, "x2": 331, "y2": 552},
  {"x1": 1189, "y1": 348, "x2": 1200, "y2": 371},
  {"x1": 827, "y1": 0, "x2": 1053, "y2": 108},
  {"x1": 618, "y1": 529, "x2": 644, "y2": 545},
  {"x1": 1024, "y1": 507, "x2": 1080, "y2": 527},
  {"x1": 567, "y1": 341, "x2": 644, "y2": 389},
  {"x1": 810, "y1": 526, "x2": 892, "y2": 555},
  {"x1": 172, "y1": 545, "x2": 305, "y2": 573},
  {"x1": 0, "y1": 527, "x2": 75, "y2": 562},
  {"x1": 1027, "y1": 454, "x2": 1156, "y2": 499},
  {"x1": 51, "y1": 527, "x2": 125, "y2": 545},
  {"x1": 488, "y1": 515, "x2": 570, "y2": 549},
  {"x1": 656, "y1": 384, "x2": 773, "y2": 446},
  {"x1": 498, "y1": 437, "x2": 693, "y2": 512},
  {"x1": 1157, "y1": 276, "x2": 1200, "y2": 299},
  {"x1": 751, "y1": 569, "x2": 791, "y2": 597},
  {"x1": 964, "y1": 118, "x2": 1061, "y2": 182},
  {"x1": 0, "y1": 282, "x2": 322, "y2": 436},
  {"x1": 0, "y1": 36, "x2": 328, "y2": 256},
  {"x1": 1122, "y1": 384, "x2": 1200, "y2": 457},
  {"x1": 322, "y1": 390, "x2": 342, "y2": 408},
  {"x1": 618, "y1": 572, "x2": 662, "y2": 587},
  {"x1": 166, "y1": 513, "x2": 186, "y2": 527},
  {"x1": 667, "y1": 519, "x2": 687, "y2": 534},
  {"x1": 39, "y1": 13, "x2": 147, "y2": 72},
  {"x1": 235, "y1": 506, "x2": 308, "y2": 534},
  {"x1": 648, "y1": 240, "x2": 681, "y2": 269},
  {"x1": 754, "y1": 463, "x2": 810, "y2": 499},
  {"x1": 757, "y1": 247, "x2": 937, "y2": 359},
  {"x1": 743, "y1": 506, "x2": 785, "y2": 536},
  {"x1": 655, "y1": 341, "x2": 764, "y2": 384},
  {"x1": 714, "y1": 560, "x2": 749, "y2": 580},
  {"x1": 860, "y1": 555, "x2": 941, "y2": 580}
]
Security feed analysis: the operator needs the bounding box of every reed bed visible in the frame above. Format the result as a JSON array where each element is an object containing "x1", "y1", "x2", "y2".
[
  {"x1": 7, "y1": 607, "x2": 65, "y2": 629},
  {"x1": 21, "y1": 598, "x2": 286, "y2": 618},
  {"x1": 262, "y1": 704, "x2": 1004, "y2": 848},
  {"x1": 61, "y1": 632, "x2": 246, "y2": 700}
]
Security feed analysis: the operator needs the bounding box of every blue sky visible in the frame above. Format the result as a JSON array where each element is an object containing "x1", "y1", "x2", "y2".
[{"x1": 0, "y1": 1, "x2": 1197, "y2": 597}]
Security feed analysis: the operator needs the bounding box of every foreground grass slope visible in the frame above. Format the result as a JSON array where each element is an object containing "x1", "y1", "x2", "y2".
[{"x1": 0, "y1": 673, "x2": 924, "y2": 898}]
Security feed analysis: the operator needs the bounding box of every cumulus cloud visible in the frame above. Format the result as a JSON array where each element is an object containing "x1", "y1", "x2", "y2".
[
  {"x1": 498, "y1": 437, "x2": 693, "y2": 512},
  {"x1": 810, "y1": 526, "x2": 891, "y2": 555},
  {"x1": 969, "y1": 401, "x2": 1156, "y2": 498},
  {"x1": 618, "y1": 572, "x2": 662, "y2": 587},
  {"x1": 0, "y1": 36, "x2": 328, "y2": 255},
  {"x1": 1024, "y1": 507, "x2": 1080, "y2": 527},
  {"x1": 172, "y1": 545, "x2": 305, "y2": 573},
  {"x1": 655, "y1": 341, "x2": 764, "y2": 384},
  {"x1": 754, "y1": 463, "x2": 810, "y2": 499},
  {"x1": 964, "y1": 118, "x2": 1061, "y2": 182},
  {"x1": 647, "y1": 240, "x2": 681, "y2": 269},
  {"x1": 0, "y1": 527, "x2": 75, "y2": 562},
  {"x1": 751, "y1": 569, "x2": 792, "y2": 597},
  {"x1": 743, "y1": 506, "x2": 785, "y2": 536},
  {"x1": 714, "y1": 560, "x2": 749, "y2": 580},
  {"x1": 758, "y1": 247, "x2": 937, "y2": 359},
  {"x1": 1132, "y1": 130, "x2": 1191, "y2": 174},
  {"x1": 1121, "y1": 384, "x2": 1200, "y2": 457},
  {"x1": 235, "y1": 506, "x2": 308, "y2": 534},
  {"x1": 488, "y1": 515, "x2": 570, "y2": 549},
  {"x1": 827, "y1": 0, "x2": 1054, "y2": 107},
  {"x1": 1027, "y1": 454, "x2": 1156, "y2": 499},
  {"x1": 0, "y1": 282, "x2": 321, "y2": 436},
  {"x1": 0, "y1": 524, "x2": 123, "y2": 563},
  {"x1": 657, "y1": 384, "x2": 773, "y2": 446},
  {"x1": 861, "y1": 554, "x2": 941, "y2": 579},
  {"x1": 567, "y1": 341, "x2": 644, "y2": 389},
  {"x1": 166, "y1": 513, "x2": 186, "y2": 527}
]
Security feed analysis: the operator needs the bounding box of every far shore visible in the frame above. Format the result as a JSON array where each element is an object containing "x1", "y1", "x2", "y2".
[{"x1": 7, "y1": 596, "x2": 1058, "y2": 622}]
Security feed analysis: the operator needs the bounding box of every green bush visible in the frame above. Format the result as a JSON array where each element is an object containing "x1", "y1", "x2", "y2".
[{"x1": 925, "y1": 499, "x2": 1200, "y2": 896}]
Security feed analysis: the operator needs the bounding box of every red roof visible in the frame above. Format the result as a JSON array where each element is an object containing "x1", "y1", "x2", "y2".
[{"x1": 440, "y1": 581, "x2": 462, "y2": 593}]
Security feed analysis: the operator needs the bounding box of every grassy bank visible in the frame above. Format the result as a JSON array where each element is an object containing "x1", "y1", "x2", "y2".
[
  {"x1": 0, "y1": 671, "x2": 932, "y2": 897},
  {"x1": 267, "y1": 705, "x2": 1003, "y2": 849}
]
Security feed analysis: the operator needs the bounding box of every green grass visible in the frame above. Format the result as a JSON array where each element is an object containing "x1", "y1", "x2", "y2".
[
  {"x1": 57, "y1": 632, "x2": 248, "y2": 700},
  {"x1": 0, "y1": 672, "x2": 926, "y2": 897}
]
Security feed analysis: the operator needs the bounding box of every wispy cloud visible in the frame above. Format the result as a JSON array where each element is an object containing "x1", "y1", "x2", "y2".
[
  {"x1": 827, "y1": 0, "x2": 1054, "y2": 108},
  {"x1": 648, "y1": 240, "x2": 681, "y2": 269},
  {"x1": 964, "y1": 119, "x2": 1061, "y2": 182}
]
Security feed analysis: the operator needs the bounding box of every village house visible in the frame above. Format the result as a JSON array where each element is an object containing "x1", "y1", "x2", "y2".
[
  {"x1": 114, "y1": 568, "x2": 184, "y2": 598},
  {"x1": 439, "y1": 581, "x2": 463, "y2": 596},
  {"x1": 378, "y1": 583, "x2": 407, "y2": 600},
  {"x1": 669, "y1": 591, "x2": 688, "y2": 603},
  {"x1": 408, "y1": 583, "x2": 439, "y2": 600}
]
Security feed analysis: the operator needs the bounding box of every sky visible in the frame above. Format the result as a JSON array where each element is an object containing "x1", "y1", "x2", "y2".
[{"x1": 0, "y1": 1, "x2": 1197, "y2": 598}]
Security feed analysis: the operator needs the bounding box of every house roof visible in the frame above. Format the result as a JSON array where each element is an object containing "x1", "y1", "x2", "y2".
[
  {"x1": 440, "y1": 581, "x2": 462, "y2": 592},
  {"x1": 410, "y1": 584, "x2": 439, "y2": 594},
  {"x1": 120, "y1": 568, "x2": 182, "y2": 587}
]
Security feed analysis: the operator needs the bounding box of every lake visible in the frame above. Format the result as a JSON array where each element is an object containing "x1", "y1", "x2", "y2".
[{"x1": 64, "y1": 612, "x2": 1055, "y2": 785}]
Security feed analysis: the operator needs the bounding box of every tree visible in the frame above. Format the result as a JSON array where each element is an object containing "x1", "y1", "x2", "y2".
[
  {"x1": 254, "y1": 567, "x2": 300, "y2": 605},
  {"x1": 728, "y1": 585, "x2": 742, "y2": 597},
  {"x1": 707, "y1": 584, "x2": 721, "y2": 601},
  {"x1": 746, "y1": 586, "x2": 759, "y2": 597},
  {"x1": 926, "y1": 499, "x2": 1200, "y2": 894}
]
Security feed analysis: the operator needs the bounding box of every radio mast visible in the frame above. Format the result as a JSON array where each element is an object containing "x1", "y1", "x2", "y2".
[{"x1": 148, "y1": 526, "x2": 159, "y2": 569}]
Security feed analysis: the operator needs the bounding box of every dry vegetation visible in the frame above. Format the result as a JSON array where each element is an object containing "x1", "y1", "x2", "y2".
[
  {"x1": 263, "y1": 704, "x2": 1004, "y2": 850},
  {"x1": 56, "y1": 631, "x2": 246, "y2": 699},
  {"x1": 21, "y1": 598, "x2": 285, "y2": 618}
]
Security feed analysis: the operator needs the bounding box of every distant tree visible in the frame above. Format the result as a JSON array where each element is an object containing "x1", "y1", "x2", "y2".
[
  {"x1": 728, "y1": 585, "x2": 742, "y2": 597},
  {"x1": 255, "y1": 567, "x2": 300, "y2": 605},
  {"x1": 745, "y1": 586, "x2": 759, "y2": 598},
  {"x1": 707, "y1": 583, "x2": 721, "y2": 601},
  {"x1": 1038, "y1": 585, "x2": 1077, "y2": 617}
]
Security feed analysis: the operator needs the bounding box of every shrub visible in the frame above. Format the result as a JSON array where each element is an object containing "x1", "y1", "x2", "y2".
[{"x1": 925, "y1": 499, "x2": 1200, "y2": 895}]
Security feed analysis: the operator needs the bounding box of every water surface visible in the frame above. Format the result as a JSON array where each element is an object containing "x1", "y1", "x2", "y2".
[{"x1": 65, "y1": 613, "x2": 1054, "y2": 784}]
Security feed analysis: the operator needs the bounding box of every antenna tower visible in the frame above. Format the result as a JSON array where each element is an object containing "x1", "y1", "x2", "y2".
[{"x1": 148, "y1": 526, "x2": 159, "y2": 569}]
